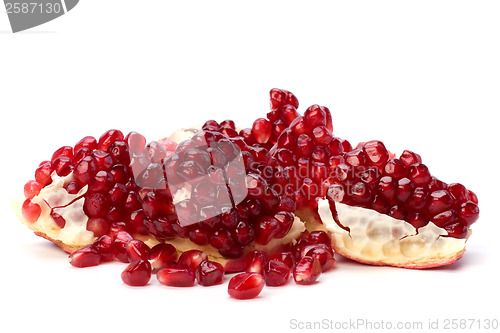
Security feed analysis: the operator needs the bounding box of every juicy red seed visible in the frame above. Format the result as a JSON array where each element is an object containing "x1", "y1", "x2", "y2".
[
  {"x1": 108, "y1": 183, "x2": 128, "y2": 205},
  {"x1": 177, "y1": 250, "x2": 208, "y2": 271},
  {"x1": 275, "y1": 148, "x2": 296, "y2": 167},
  {"x1": 69, "y1": 245, "x2": 101, "y2": 268},
  {"x1": 52, "y1": 146, "x2": 74, "y2": 162},
  {"x1": 246, "y1": 174, "x2": 267, "y2": 199},
  {"x1": 125, "y1": 131, "x2": 146, "y2": 153},
  {"x1": 74, "y1": 136, "x2": 97, "y2": 152},
  {"x1": 255, "y1": 216, "x2": 281, "y2": 245},
  {"x1": 360, "y1": 168, "x2": 380, "y2": 189},
  {"x1": 467, "y1": 190, "x2": 478, "y2": 204},
  {"x1": 459, "y1": 202, "x2": 479, "y2": 226},
  {"x1": 94, "y1": 235, "x2": 114, "y2": 262},
  {"x1": 304, "y1": 105, "x2": 327, "y2": 128},
  {"x1": 52, "y1": 156, "x2": 73, "y2": 177},
  {"x1": 98, "y1": 129, "x2": 124, "y2": 151},
  {"x1": 311, "y1": 146, "x2": 330, "y2": 163},
  {"x1": 345, "y1": 149, "x2": 367, "y2": 167},
  {"x1": 280, "y1": 105, "x2": 301, "y2": 126},
  {"x1": 447, "y1": 183, "x2": 468, "y2": 202},
  {"x1": 112, "y1": 231, "x2": 134, "y2": 263},
  {"x1": 432, "y1": 209, "x2": 458, "y2": 228},
  {"x1": 125, "y1": 191, "x2": 142, "y2": 212},
  {"x1": 35, "y1": 161, "x2": 52, "y2": 186},
  {"x1": 371, "y1": 195, "x2": 390, "y2": 214},
  {"x1": 389, "y1": 205, "x2": 407, "y2": 220},
  {"x1": 83, "y1": 193, "x2": 110, "y2": 218},
  {"x1": 121, "y1": 260, "x2": 151, "y2": 286},
  {"x1": 444, "y1": 222, "x2": 468, "y2": 239},
  {"x1": 407, "y1": 163, "x2": 431, "y2": 186},
  {"x1": 108, "y1": 141, "x2": 131, "y2": 165},
  {"x1": 293, "y1": 256, "x2": 321, "y2": 285},
  {"x1": 407, "y1": 187, "x2": 428, "y2": 211},
  {"x1": 73, "y1": 156, "x2": 98, "y2": 186},
  {"x1": 296, "y1": 134, "x2": 315, "y2": 158},
  {"x1": 302, "y1": 244, "x2": 335, "y2": 272},
  {"x1": 244, "y1": 251, "x2": 269, "y2": 275},
  {"x1": 196, "y1": 260, "x2": 224, "y2": 286},
  {"x1": 149, "y1": 243, "x2": 177, "y2": 271},
  {"x1": 86, "y1": 217, "x2": 109, "y2": 237},
  {"x1": 384, "y1": 158, "x2": 406, "y2": 178},
  {"x1": 350, "y1": 182, "x2": 371, "y2": 204},
  {"x1": 220, "y1": 119, "x2": 236, "y2": 129},
  {"x1": 228, "y1": 272, "x2": 265, "y2": 300},
  {"x1": 65, "y1": 181, "x2": 82, "y2": 194},
  {"x1": 289, "y1": 116, "x2": 309, "y2": 136},
  {"x1": 126, "y1": 239, "x2": 150, "y2": 262},
  {"x1": 363, "y1": 140, "x2": 389, "y2": 167},
  {"x1": 426, "y1": 190, "x2": 454, "y2": 216},
  {"x1": 328, "y1": 138, "x2": 344, "y2": 156},
  {"x1": 92, "y1": 150, "x2": 114, "y2": 171},
  {"x1": 49, "y1": 210, "x2": 66, "y2": 228},
  {"x1": 396, "y1": 178, "x2": 414, "y2": 203},
  {"x1": 274, "y1": 211, "x2": 294, "y2": 238},
  {"x1": 234, "y1": 221, "x2": 255, "y2": 245},
  {"x1": 264, "y1": 260, "x2": 290, "y2": 287},
  {"x1": 210, "y1": 228, "x2": 234, "y2": 251},
  {"x1": 188, "y1": 226, "x2": 210, "y2": 245},
  {"x1": 21, "y1": 199, "x2": 41, "y2": 223},
  {"x1": 184, "y1": 148, "x2": 211, "y2": 169},
  {"x1": 270, "y1": 88, "x2": 288, "y2": 109},
  {"x1": 157, "y1": 267, "x2": 196, "y2": 287},
  {"x1": 192, "y1": 182, "x2": 216, "y2": 206},
  {"x1": 268, "y1": 252, "x2": 295, "y2": 269},
  {"x1": 406, "y1": 212, "x2": 429, "y2": 229},
  {"x1": 399, "y1": 150, "x2": 422, "y2": 167},
  {"x1": 24, "y1": 180, "x2": 42, "y2": 199},
  {"x1": 308, "y1": 231, "x2": 331, "y2": 246},
  {"x1": 428, "y1": 177, "x2": 447, "y2": 192},
  {"x1": 327, "y1": 183, "x2": 346, "y2": 203},
  {"x1": 72, "y1": 147, "x2": 92, "y2": 165},
  {"x1": 89, "y1": 171, "x2": 114, "y2": 193},
  {"x1": 252, "y1": 118, "x2": 272, "y2": 144}
]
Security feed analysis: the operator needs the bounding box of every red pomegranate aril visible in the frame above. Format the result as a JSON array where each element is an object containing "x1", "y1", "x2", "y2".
[
  {"x1": 49, "y1": 210, "x2": 65, "y2": 228},
  {"x1": 252, "y1": 118, "x2": 272, "y2": 144},
  {"x1": 447, "y1": 183, "x2": 468, "y2": 202},
  {"x1": 94, "y1": 235, "x2": 114, "y2": 262},
  {"x1": 293, "y1": 256, "x2": 321, "y2": 285},
  {"x1": 389, "y1": 205, "x2": 407, "y2": 220},
  {"x1": 407, "y1": 212, "x2": 429, "y2": 229},
  {"x1": 98, "y1": 129, "x2": 124, "y2": 151},
  {"x1": 125, "y1": 239, "x2": 150, "y2": 262},
  {"x1": 407, "y1": 163, "x2": 431, "y2": 186},
  {"x1": 444, "y1": 222, "x2": 468, "y2": 239},
  {"x1": 311, "y1": 146, "x2": 330, "y2": 163},
  {"x1": 112, "y1": 231, "x2": 134, "y2": 263},
  {"x1": 157, "y1": 267, "x2": 195, "y2": 287},
  {"x1": 363, "y1": 140, "x2": 389, "y2": 167},
  {"x1": 74, "y1": 136, "x2": 97, "y2": 152},
  {"x1": 210, "y1": 228, "x2": 234, "y2": 252},
  {"x1": 196, "y1": 260, "x2": 224, "y2": 286},
  {"x1": 426, "y1": 190, "x2": 454, "y2": 216},
  {"x1": 459, "y1": 201, "x2": 479, "y2": 226},
  {"x1": 88, "y1": 171, "x2": 114, "y2": 193},
  {"x1": 302, "y1": 244, "x2": 335, "y2": 272},
  {"x1": 72, "y1": 147, "x2": 92, "y2": 165},
  {"x1": 35, "y1": 161, "x2": 52, "y2": 186},
  {"x1": 149, "y1": 243, "x2": 177, "y2": 272},
  {"x1": 268, "y1": 252, "x2": 295, "y2": 269},
  {"x1": 345, "y1": 149, "x2": 367, "y2": 168},
  {"x1": 125, "y1": 131, "x2": 146, "y2": 153},
  {"x1": 264, "y1": 260, "x2": 290, "y2": 287},
  {"x1": 86, "y1": 217, "x2": 109, "y2": 237},
  {"x1": 279, "y1": 105, "x2": 301, "y2": 126},
  {"x1": 177, "y1": 250, "x2": 208, "y2": 271},
  {"x1": 69, "y1": 245, "x2": 101, "y2": 268},
  {"x1": 255, "y1": 216, "x2": 281, "y2": 245},
  {"x1": 407, "y1": 187, "x2": 428, "y2": 211},
  {"x1": 24, "y1": 180, "x2": 42, "y2": 199},
  {"x1": 467, "y1": 190, "x2": 478, "y2": 204},
  {"x1": 188, "y1": 226, "x2": 210, "y2": 245},
  {"x1": 244, "y1": 250, "x2": 269, "y2": 275},
  {"x1": 384, "y1": 158, "x2": 406, "y2": 179},
  {"x1": 121, "y1": 260, "x2": 151, "y2": 286},
  {"x1": 273, "y1": 211, "x2": 294, "y2": 238},
  {"x1": 396, "y1": 178, "x2": 414, "y2": 203},
  {"x1": 372, "y1": 195, "x2": 390, "y2": 214},
  {"x1": 228, "y1": 272, "x2": 265, "y2": 300},
  {"x1": 289, "y1": 116, "x2": 309, "y2": 136},
  {"x1": 52, "y1": 146, "x2": 74, "y2": 163},
  {"x1": 270, "y1": 88, "x2": 287, "y2": 109},
  {"x1": 64, "y1": 181, "x2": 82, "y2": 194},
  {"x1": 108, "y1": 141, "x2": 131, "y2": 165},
  {"x1": 432, "y1": 209, "x2": 458, "y2": 228},
  {"x1": 304, "y1": 105, "x2": 327, "y2": 128},
  {"x1": 83, "y1": 193, "x2": 110, "y2": 218},
  {"x1": 21, "y1": 199, "x2": 41, "y2": 223},
  {"x1": 350, "y1": 182, "x2": 372, "y2": 204},
  {"x1": 73, "y1": 156, "x2": 98, "y2": 186},
  {"x1": 308, "y1": 231, "x2": 331, "y2": 246},
  {"x1": 92, "y1": 150, "x2": 114, "y2": 171},
  {"x1": 52, "y1": 156, "x2": 73, "y2": 177},
  {"x1": 296, "y1": 134, "x2": 314, "y2": 157}
]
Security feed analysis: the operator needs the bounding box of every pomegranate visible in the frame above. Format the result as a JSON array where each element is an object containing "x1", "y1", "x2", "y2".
[{"x1": 15, "y1": 88, "x2": 479, "y2": 298}]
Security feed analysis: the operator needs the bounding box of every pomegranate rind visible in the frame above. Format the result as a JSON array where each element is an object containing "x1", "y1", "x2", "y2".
[{"x1": 297, "y1": 200, "x2": 468, "y2": 269}]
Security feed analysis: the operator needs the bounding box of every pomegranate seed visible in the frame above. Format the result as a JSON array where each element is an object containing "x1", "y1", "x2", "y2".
[
  {"x1": 88, "y1": 171, "x2": 114, "y2": 193},
  {"x1": 210, "y1": 228, "x2": 234, "y2": 252},
  {"x1": 255, "y1": 216, "x2": 281, "y2": 245},
  {"x1": 264, "y1": 260, "x2": 290, "y2": 287},
  {"x1": 69, "y1": 245, "x2": 101, "y2": 268},
  {"x1": 157, "y1": 267, "x2": 195, "y2": 287},
  {"x1": 428, "y1": 177, "x2": 447, "y2": 192},
  {"x1": 125, "y1": 131, "x2": 146, "y2": 153},
  {"x1": 83, "y1": 193, "x2": 110, "y2": 218},
  {"x1": 93, "y1": 235, "x2": 114, "y2": 262},
  {"x1": 108, "y1": 141, "x2": 131, "y2": 165},
  {"x1": 389, "y1": 205, "x2": 407, "y2": 220},
  {"x1": 407, "y1": 187, "x2": 428, "y2": 211},
  {"x1": 350, "y1": 182, "x2": 371, "y2": 204},
  {"x1": 407, "y1": 163, "x2": 431, "y2": 186},
  {"x1": 302, "y1": 244, "x2": 335, "y2": 272},
  {"x1": 459, "y1": 201, "x2": 479, "y2": 226},
  {"x1": 396, "y1": 178, "x2": 414, "y2": 203},
  {"x1": 72, "y1": 147, "x2": 92, "y2": 165},
  {"x1": 384, "y1": 158, "x2": 406, "y2": 178},
  {"x1": 378, "y1": 176, "x2": 396, "y2": 202},
  {"x1": 48, "y1": 210, "x2": 65, "y2": 228},
  {"x1": 444, "y1": 222, "x2": 468, "y2": 239},
  {"x1": 426, "y1": 190, "x2": 454, "y2": 216},
  {"x1": 64, "y1": 181, "x2": 82, "y2": 194},
  {"x1": 24, "y1": 180, "x2": 42, "y2": 199},
  {"x1": 125, "y1": 239, "x2": 150, "y2": 262},
  {"x1": 112, "y1": 231, "x2": 134, "y2": 263},
  {"x1": 228, "y1": 272, "x2": 265, "y2": 300},
  {"x1": 399, "y1": 150, "x2": 422, "y2": 167},
  {"x1": 432, "y1": 209, "x2": 458, "y2": 228},
  {"x1": 447, "y1": 183, "x2": 468, "y2": 202},
  {"x1": 177, "y1": 250, "x2": 208, "y2": 271},
  {"x1": 121, "y1": 260, "x2": 151, "y2": 286},
  {"x1": 244, "y1": 250, "x2": 269, "y2": 275},
  {"x1": 52, "y1": 146, "x2": 74, "y2": 162},
  {"x1": 74, "y1": 136, "x2": 97, "y2": 152},
  {"x1": 293, "y1": 256, "x2": 321, "y2": 285},
  {"x1": 149, "y1": 243, "x2": 177, "y2": 272},
  {"x1": 296, "y1": 134, "x2": 314, "y2": 157},
  {"x1": 196, "y1": 260, "x2": 224, "y2": 286},
  {"x1": 273, "y1": 211, "x2": 294, "y2": 238},
  {"x1": 92, "y1": 150, "x2": 114, "y2": 171},
  {"x1": 52, "y1": 156, "x2": 73, "y2": 177},
  {"x1": 251, "y1": 118, "x2": 272, "y2": 144},
  {"x1": 467, "y1": 190, "x2": 478, "y2": 204},
  {"x1": 98, "y1": 129, "x2": 124, "y2": 151},
  {"x1": 234, "y1": 221, "x2": 255, "y2": 245},
  {"x1": 363, "y1": 140, "x2": 389, "y2": 167},
  {"x1": 268, "y1": 252, "x2": 295, "y2": 269},
  {"x1": 308, "y1": 231, "x2": 331, "y2": 246},
  {"x1": 304, "y1": 105, "x2": 327, "y2": 128},
  {"x1": 290, "y1": 116, "x2": 309, "y2": 136},
  {"x1": 372, "y1": 195, "x2": 390, "y2": 214},
  {"x1": 406, "y1": 212, "x2": 429, "y2": 229},
  {"x1": 21, "y1": 199, "x2": 41, "y2": 223},
  {"x1": 35, "y1": 161, "x2": 52, "y2": 186},
  {"x1": 73, "y1": 156, "x2": 98, "y2": 186},
  {"x1": 188, "y1": 226, "x2": 210, "y2": 245}
]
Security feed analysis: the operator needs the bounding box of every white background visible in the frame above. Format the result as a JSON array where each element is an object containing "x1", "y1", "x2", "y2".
[{"x1": 1, "y1": 1, "x2": 499, "y2": 332}]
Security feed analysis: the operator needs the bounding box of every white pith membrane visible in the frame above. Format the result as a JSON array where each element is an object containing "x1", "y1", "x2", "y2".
[
  {"x1": 15, "y1": 127, "x2": 471, "y2": 269},
  {"x1": 306, "y1": 199, "x2": 469, "y2": 268}
]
